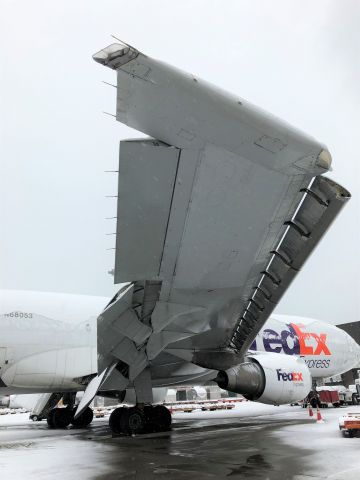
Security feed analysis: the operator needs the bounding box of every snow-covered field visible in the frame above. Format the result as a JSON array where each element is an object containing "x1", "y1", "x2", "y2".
[
  {"x1": 272, "y1": 406, "x2": 360, "y2": 479},
  {"x1": 174, "y1": 402, "x2": 360, "y2": 478},
  {"x1": 172, "y1": 401, "x2": 293, "y2": 420},
  {"x1": 0, "y1": 403, "x2": 359, "y2": 479}
]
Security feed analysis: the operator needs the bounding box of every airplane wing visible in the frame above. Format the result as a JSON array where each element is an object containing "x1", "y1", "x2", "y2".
[{"x1": 77, "y1": 42, "x2": 350, "y2": 414}]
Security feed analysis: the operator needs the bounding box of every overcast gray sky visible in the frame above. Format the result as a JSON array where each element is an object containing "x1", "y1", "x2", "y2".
[{"x1": 1, "y1": 0, "x2": 359, "y2": 325}]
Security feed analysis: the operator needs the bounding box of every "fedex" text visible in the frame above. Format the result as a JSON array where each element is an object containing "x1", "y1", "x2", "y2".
[
  {"x1": 276, "y1": 369, "x2": 303, "y2": 382},
  {"x1": 251, "y1": 323, "x2": 331, "y2": 356}
]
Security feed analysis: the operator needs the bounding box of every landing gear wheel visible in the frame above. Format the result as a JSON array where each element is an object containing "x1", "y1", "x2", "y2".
[
  {"x1": 47, "y1": 408, "x2": 72, "y2": 429},
  {"x1": 109, "y1": 405, "x2": 171, "y2": 435},
  {"x1": 147, "y1": 405, "x2": 172, "y2": 432},
  {"x1": 71, "y1": 407, "x2": 93, "y2": 428},
  {"x1": 47, "y1": 413, "x2": 55, "y2": 428},
  {"x1": 120, "y1": 407, "x2": 145, "y2": 435},
  {"x1": 109, "y1": 407, "x2": 126, "y2": 434}
]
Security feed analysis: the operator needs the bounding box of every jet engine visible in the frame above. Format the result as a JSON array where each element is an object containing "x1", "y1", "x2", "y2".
[{"x1": 215, "y1": 352, "x2": 311, "y2": 405}]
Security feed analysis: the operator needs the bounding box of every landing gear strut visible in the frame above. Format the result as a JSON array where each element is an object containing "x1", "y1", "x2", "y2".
[{"x1": 109, "y1": 405, "x2": 171, "y2": 435}]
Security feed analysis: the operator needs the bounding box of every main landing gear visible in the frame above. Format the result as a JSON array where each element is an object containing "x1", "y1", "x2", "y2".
[
  {"x1": 47, "y1": 406, "x2": 93, "y2": 429},
  {"x1": 109, "y1": 405, "x2": 172, "y2": 435}
]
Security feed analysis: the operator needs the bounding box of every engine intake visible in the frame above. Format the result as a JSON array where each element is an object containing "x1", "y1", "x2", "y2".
[{"x1": 215, "y1": 352, "x2": 311, "y2": 405}]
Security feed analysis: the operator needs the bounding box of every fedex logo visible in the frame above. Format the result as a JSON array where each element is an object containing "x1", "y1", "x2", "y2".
[
  {"x1": 276, "y1": 369, "x2": 303, "y2": 382},
  {"x1": 250, "y1": 323, "x2": 331, "y2": 356}
]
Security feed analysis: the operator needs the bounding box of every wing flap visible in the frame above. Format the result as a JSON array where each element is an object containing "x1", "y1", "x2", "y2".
[{"x1": 114, "y1": 139, "x2": 180, "y2": 283}]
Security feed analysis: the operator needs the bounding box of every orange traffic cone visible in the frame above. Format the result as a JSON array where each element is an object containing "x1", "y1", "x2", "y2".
[
  {"x1": 308, "y1": 405, "x2": 314, "y2": 417},
  {"x1": 316, "y1": 407, "x2": 324, "y2": 423}
]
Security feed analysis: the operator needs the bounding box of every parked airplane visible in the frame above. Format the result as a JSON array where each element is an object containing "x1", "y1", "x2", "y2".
[
  {"x1": 2, "y1": 41, "x2": 353, "y2": 433},
  {"x1": 1, "y1": 289, "x2": 359, "y2": 429}
]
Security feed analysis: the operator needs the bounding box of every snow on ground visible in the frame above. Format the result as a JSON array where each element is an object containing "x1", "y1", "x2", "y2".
[
  {"x1": 172, "y1": 401, "x2": 293, "y2": 421},
  {"x1": 174, "y1": 402, "x2": 360, "y2": 478},
  {"x1": 271, "y1": 405, "x2": 360, "y2": 479},
  {"x1": 0, "y1": 414, "x2": 112, "y2": 479},
  {"x1": 0, "y1": 403, "x2": 359, "y2": 479},
  {"x1": 0, "y1": 412, "x2": 34, "y2": 426}
]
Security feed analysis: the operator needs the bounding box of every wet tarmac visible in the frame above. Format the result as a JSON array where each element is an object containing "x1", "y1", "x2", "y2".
[{"x1": 0, "y1": 404, "x2": 360, "y2": 479}]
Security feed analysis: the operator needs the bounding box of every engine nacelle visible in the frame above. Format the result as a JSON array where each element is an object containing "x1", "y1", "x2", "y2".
[{"x1": 216, "y1": 352, "x2": 311, "y2": 405}]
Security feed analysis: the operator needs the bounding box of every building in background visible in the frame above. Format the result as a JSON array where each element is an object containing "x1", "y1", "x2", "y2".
[
  {"x1": 337, "y1": 322, "x2": 360, "y2": 386},
  {"x1": 324, "y1": 322, "x2": 360, "y2": 387}
]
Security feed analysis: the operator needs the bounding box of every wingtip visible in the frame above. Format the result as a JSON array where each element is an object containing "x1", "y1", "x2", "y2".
[
  {"x1": 93, "y1": 43, "x2": 138, "y2": 69},
  {"x1": 316, "y1": 148, "x2": 332, "y2": 171}
]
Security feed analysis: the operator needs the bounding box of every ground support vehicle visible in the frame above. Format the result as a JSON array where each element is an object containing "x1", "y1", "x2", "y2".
[
  {"x1": 317, "y1": 388, "x2": 341, "y2": 408},
  {"x1": 339, "y1": 413, "x2": 360, "y2": 437}
]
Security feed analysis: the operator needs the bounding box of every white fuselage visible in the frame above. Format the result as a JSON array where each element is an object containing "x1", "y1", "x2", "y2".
[
  {"x1": 0, "y1": 290, "x2": 100, "y2": 393},
  {"x1": 0, "y1": 289, "x2": 359, "y2": 394}
]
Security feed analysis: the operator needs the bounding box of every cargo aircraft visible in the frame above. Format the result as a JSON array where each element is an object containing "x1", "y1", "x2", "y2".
[{"x1": 1, "y1": 41, "x2": 356, "y2": 434}]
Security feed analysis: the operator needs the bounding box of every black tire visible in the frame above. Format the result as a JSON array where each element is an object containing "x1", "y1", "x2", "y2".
[
  {"x1": 71, "y1": 407, "x2": 93, "y2": 428},
  {"x1": 109, "y1": 407, "x2": 126, "y2": 434},
  {"x1": 49, "y1": 408, "x2": 72, "y2": 429},
  {"x1": 47, "y1": 410, "x2": 55, "y2": 428},
  {"x1": 120, "y1": 407, "x2": 145, "y2": 435},
  {"x1": 31, "y1": 415, "x2": 39, "y2": 422},
  {"x1": 144, "y1": 405, "x2": 160, "y2": 433},
  {"x1": 148, "y1": 405, "x2": 172, "y2": 432}
]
